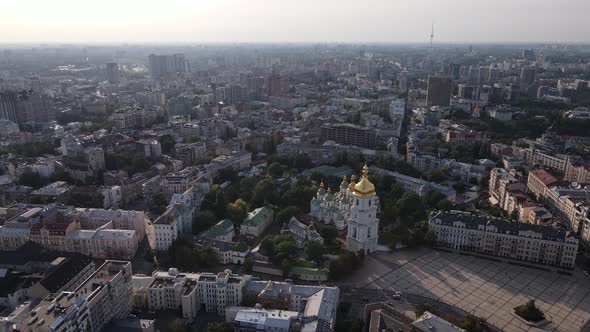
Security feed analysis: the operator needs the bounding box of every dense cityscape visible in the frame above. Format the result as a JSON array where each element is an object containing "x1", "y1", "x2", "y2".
[{"x1": 2, "y1": 8, "x2": 590, "y2": 332}]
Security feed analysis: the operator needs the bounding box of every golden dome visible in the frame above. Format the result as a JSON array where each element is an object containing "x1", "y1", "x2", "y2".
[{"x1": 353, "y1": 163, "x2": 376, "y2": 198}]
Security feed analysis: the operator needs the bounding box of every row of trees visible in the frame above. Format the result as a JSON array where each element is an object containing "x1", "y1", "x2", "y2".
[
  {"x1": 18, "y1": 166, "x2": 72, "y2": 189},
  {"x1": 259, "y1": 235, "x2": 298, "y2": 275},
  {"x1": 370, "y1": 171, "x2": 450, "y2": 248},
  {"x1": 195, "y1": 167, "x2": 318, "y2": 234},
  {"x1": 0, "y1": 141, "x2": 57, "y2": 158},
  {"x1": 105, "y1": 153, "x2": 153, "y2": 176},
  {"x1": 163, "y1": 239, "x2": 219, "y2": 271},
  {"x1": 329, "y1": 251, "x2": 362, "y2": 280}
]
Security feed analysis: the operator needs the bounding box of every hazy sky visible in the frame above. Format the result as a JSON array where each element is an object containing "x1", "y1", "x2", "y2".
[{"x1": 2, "y1": 0, "x2": 589, "y2": 44}]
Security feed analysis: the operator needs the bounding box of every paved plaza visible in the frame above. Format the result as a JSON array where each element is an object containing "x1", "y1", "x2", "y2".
[{"x1": 346, "y1": 249, "x2": 590, "y2": 331}]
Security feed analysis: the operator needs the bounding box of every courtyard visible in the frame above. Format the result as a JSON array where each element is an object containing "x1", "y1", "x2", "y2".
[{"x1": 345, "y1": 248, "x2": 590, "y2": 332}]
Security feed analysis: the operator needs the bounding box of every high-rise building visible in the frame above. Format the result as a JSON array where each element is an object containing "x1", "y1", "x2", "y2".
[
  {"x1": 320, "y1": 123, "x2": 378, "y2": 148},
  {"x1": 426, "y1": 75, "x2": 452, "y2": 107},
  {"x1": 398, "y1": 70, "x2": 408, "y2": 91},
  {"x1": 520, "y1": 67, "x2": 536, "y2": 89},
  {"x1": 449, "y1": 63, "x2": 461, "y2": 80},
  {"x1": 173, "y1": 53, "x2": 190, "y2": 74},
  {"x1": 389, "y1": 98, "x2": 406, "y2": 137},
  {"x1": 346, "y1": 164, "x2": 379, "y2": 254},
  {"x1": 221, "y1": 84, "x2": 247, "y2": 106},
  {"x1": 477, "y1": 66, "x2": 490, "y2": 85},
  {"x1": 467, "y1": 66, "x2": 479, "y2": 85},
  {"x1": 18, "y1": 90, "x2": 55, "y2": 124},
  {"x1": 522, "y1": 49, "x2": 535, "y2": 61},
  {"x1": 105, "y1": 62, "x2": 120, "y2": 84},
  {"x1": 267, "y1": 72, "x2": 283, "y2": 96},
  {"x1": 30, "y1": 77, "x2": 43, "y2": 93},
  {"x1": 0, "y1": 91, "x2": 19, "y2": 123},
  {"x1": 488, "y1": 67, "x2": 501, "y2": 83},
  {"x1": 457, "y1": 84, "x2": 476, "y2": 100},
  {"x1": 246, "y1": 76, "x2": 265, "y2": 100},
  {"x1": 148, "y1": 54, "x2": 175, "y2": 79}
]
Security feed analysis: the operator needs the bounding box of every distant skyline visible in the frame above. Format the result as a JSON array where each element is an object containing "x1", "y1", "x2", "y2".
[{"x1": 2, "y1": 0, "x2": 589, "y2": 44}]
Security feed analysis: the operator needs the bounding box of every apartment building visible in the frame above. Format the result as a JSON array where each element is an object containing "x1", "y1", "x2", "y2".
[
  {"x1": 210, "y1": 151, "x2": 252, "y2": 172},
  {"x1": 406, "y1": 151, "x2": 488, "y2": 183},
  {"x1": 0, "y1": 206, "x2": 143, "y2": 259},
  {"x1": 527, "y1": 169, "x2": 559, "y2": 199},
  {"x1": 580, "y1": 215, "x2": 590, "y2": 246},
  {"x1": 276, "y1": 142, "x2": 387, "y2": 166},
  {"x1": 64, "y1": 208, "x2": 146, "y2": 238},
  {"x1": 490, "y1": 143, "x2": 513, "y2": 158},
  {"x1": 443, "y1": 129, "x2": 485, "y2": 147},
  {"x1": 100, "y1": 186, "x2": 122, "y2": 209},
  {"x1": 153, "y1": 194, "x2": 194, "y2": 251},
  {"x1": 0, "y1": 246, "x2": 96, "y2": 315},
  {"x1": 174, "y1": 142, "x2": 208, "y2": 167},
  {"x1": 146, "y1": 269, "x2": 250, "y2": 318},
  {"x1": 136, "y1": 139, "x2": 162, "y2": 158},
  {"x1": 488, "y1": 168, "x2": 522, "y2": 207},
  {"x1": 61, "y1": 146, "x2": 106, "y2": 184},
  {"x1": 320, "y1": 123, "x2": 378, "y2": 148},
  {"x1": 545, "y1": 187, "x2": 590, "y2": 234},
  {"x1": 244, "y1": 280, "x2": 339, "y2": 332},
  {"x1": 429, "y1": 211, "x2": 578, "y2": 269},
  {"x1": 565, "y1": 160, "x2": 590, "y2": 185},
  {"x1": 110, "y1": 106, "x2": 155, "y2": 129},
  {"x1": 19, "y1": 260, "x2": 133, "y2": 332},
  {"x1": 141, "y1": 269, "x2": 340, "y2": 331},
  {"x1": 525, "y1": 147, "x2": 569, "y2": 173},
  {"x1": 161, "y1": 167, "x2": 203, "y2": 200},
  {"x1": 502, "y1": 188, "x2": 536, "y2": 222}
]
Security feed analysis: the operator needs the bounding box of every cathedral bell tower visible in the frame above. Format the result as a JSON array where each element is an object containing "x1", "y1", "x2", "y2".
[{"x1": 346, "y1": 163, "x2": 379, "y2": 254}]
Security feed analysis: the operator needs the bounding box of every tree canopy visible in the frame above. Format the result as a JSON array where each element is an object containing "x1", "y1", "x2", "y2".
[
  {"x1": 305, "y1": 240, "x2": 326, "y2": 266},
  {"x1": 159, "y1": 134, "x2": 176, "y2": 154},
  {"x1": 227, "y1": 198, "x2": 250, "y2": 225}
]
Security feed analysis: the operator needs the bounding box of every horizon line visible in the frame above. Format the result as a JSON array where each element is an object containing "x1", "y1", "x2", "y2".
[{"x1": 1, "y1": 41, "x2": 590, "y2": 47}]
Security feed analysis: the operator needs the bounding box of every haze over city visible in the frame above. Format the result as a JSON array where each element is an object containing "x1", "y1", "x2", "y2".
[
  {"x1": 3, "y1": 1, "x2": 590, "y2": 332},
  {"x1": 2, "y1": 0, "x2": 590, "y2": 44}
]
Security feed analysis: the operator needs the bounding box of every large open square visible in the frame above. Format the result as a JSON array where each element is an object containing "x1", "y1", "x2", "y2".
[{"x1": 346, "y1": 249, "x2": 590, "y2": 331}]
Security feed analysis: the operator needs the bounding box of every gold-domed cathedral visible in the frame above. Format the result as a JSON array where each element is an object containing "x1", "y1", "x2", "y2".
[
  {"x1": 310, "y1": 177, "x2": 353, "y2": 231},
  {"x1": 346, "y1": 163, "x2": 380, "y2": 254}
]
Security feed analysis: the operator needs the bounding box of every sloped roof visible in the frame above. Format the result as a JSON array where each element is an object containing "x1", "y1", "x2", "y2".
[
  {"x1": 204, "y1": 219, "x2": 234, "y2": 239},
  {"x1": 242, "y1": 207, "x2": 273, "y2": 227}
]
